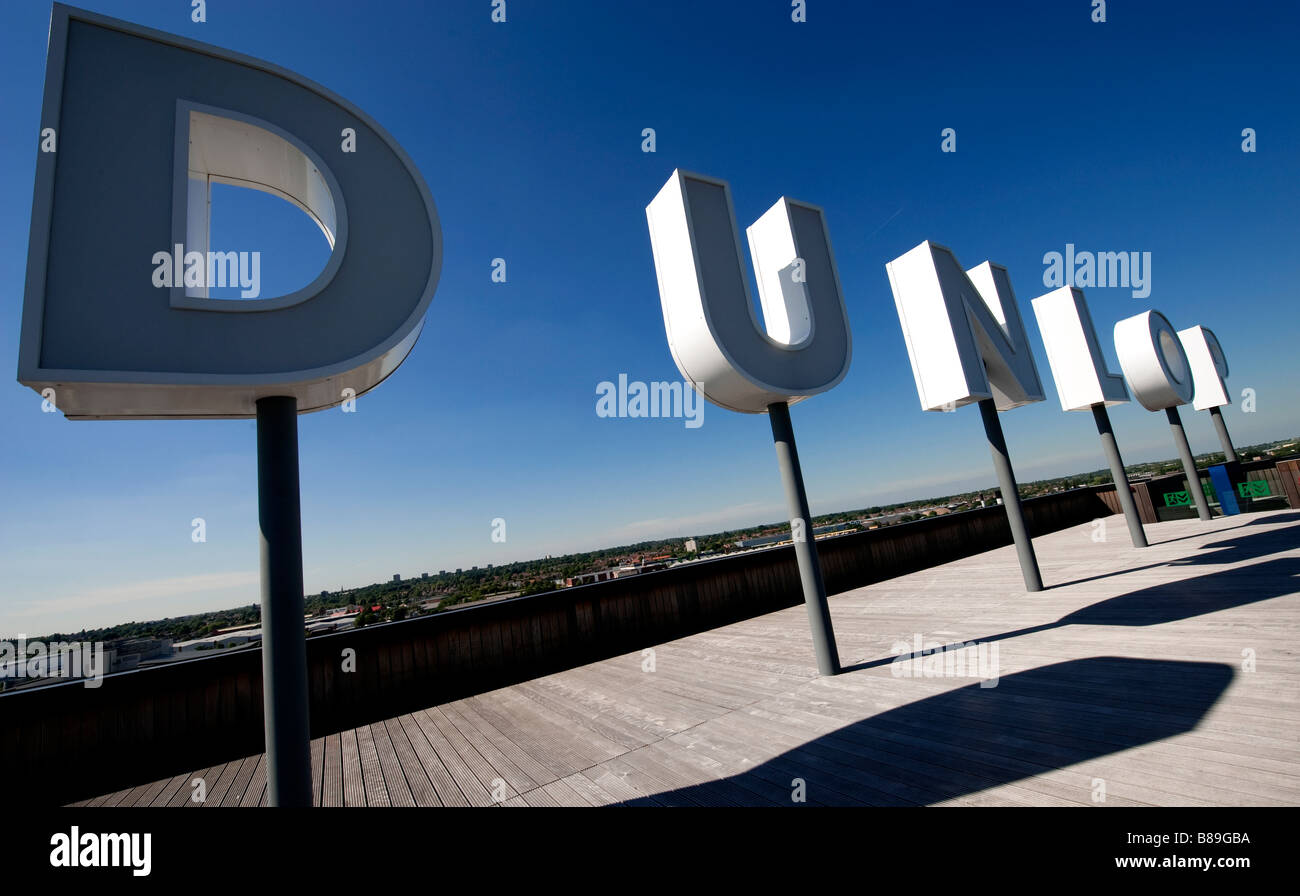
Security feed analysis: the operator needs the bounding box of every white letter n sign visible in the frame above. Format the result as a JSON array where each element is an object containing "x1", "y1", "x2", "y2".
[{"x1": 886, "y1": 241, "x2": 1044, "y2": 412}]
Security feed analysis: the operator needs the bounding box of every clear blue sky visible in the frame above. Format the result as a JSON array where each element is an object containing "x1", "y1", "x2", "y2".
[{"x1": 2, "y1": 0, "x2": 1298, "y2": 635}]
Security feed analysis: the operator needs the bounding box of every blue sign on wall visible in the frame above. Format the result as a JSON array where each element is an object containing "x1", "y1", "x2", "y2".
[{"x1": 1208, "y1": 464, "x2": 1240, "y2": 515}]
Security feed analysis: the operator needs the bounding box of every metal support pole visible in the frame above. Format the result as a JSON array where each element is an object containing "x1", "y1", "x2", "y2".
[
  {"x1": 256, "y1": 396, "x2": 313, "y2": 807},
  {"x1": 1165, "y1": 405, "x2": 1212, "y2": 521},
  {"x1": 767, "y1": 401, "x2": 841, "y2": 676},
  {"x1": 1208, "y1": 405, "x2": 1238, "y2": 464},
  {"x1": 978, "y1": 399, "x2": 1044, "y2": 592},
  {"x1": 1090, "y1": 403, "x2": 1149, "y2": 548}
]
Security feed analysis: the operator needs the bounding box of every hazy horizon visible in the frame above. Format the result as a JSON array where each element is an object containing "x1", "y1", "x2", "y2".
[{"x1": 10, "y1": 428, "x2": 1293, "y2": 638}]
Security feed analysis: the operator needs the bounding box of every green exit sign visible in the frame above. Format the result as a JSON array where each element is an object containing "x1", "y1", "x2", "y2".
[
  {"x1": 1164, "y1": 491, "x2": 1192, "y2": 507},
  {"x1": 1238, "y1": 481, "x2": 1270, "y2": 498}
]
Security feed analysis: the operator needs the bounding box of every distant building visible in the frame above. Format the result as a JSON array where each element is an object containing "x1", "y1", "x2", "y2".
[
  {"x1": 734, "y1": 533, "x2": 786, "y2": 550},
  {"x1": 421, "y1": 572, "x2": 428, "y2": 579},
  {"x1": 684, "y1": 538, "x2": 697, "y2": 553},
  {"x1": 113, "y1": 638, "x2": 172, "y2": 662},
  {"x1": 175, "y1": 631, "x2": 261, "y2": 654},
  {"x1": 215, "y1": 622, "x2": 260, "y2": 635},
  {"x1": 306, "y1": 613, "x2": 358, "y2": 634},
  {"x1": 733, "y1": 522, "x2": 856, "y2": 550},
  {"x1": 564, "y1": 570, "x2": 616, "y2": 588},
  {"x1": 392, "y1": 574, "x2": 400, "y2": 582}
]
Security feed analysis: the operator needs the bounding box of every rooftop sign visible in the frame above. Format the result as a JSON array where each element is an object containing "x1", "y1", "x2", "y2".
[{"x1": 18, "y1": 4, "x2": 441, "y2": 419}]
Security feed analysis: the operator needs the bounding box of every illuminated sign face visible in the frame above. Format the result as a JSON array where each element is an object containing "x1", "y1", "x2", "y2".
[
  {"x1": 1113, "y1": 311, "x2": 1194, "y2": 411},
  {"x1": 645, "y1": 170, "x2": 852, "y2": 414},
  {"x1": 885, "y1": 241, "x2": 1044, "y2": 412},
  {"x1": 1178, "y1": 325, "x2": 1230, "y2": 410},
  {"x1": 1030, "y1": 286, "x2": 1129, "y2": 412},
  {"x1": 18, "y1": 6, "x2": 441, "y2": 419}
]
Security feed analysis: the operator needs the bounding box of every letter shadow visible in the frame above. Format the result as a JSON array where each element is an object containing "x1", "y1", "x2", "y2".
[{"x1": 615, "y1": 656, "x2": 1232, "y2": 806}]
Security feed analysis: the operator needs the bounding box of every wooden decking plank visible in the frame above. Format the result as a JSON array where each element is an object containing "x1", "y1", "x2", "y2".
[
  {"x1": 103, "y1": 782, "x2": 151, "y2": 808},
  {"x1": 383, "y1": 717, "x2": 440, "y2": 807},
  {"x1": 408, "y1": 709, "x2": 489, "y2": 805},
  {"x1": 171, "y1": 766, "x2": 218, "y2": 807},
  {"x1": 439, "y1": 702, "x2": 548, "y2": 794},
  {"x1": 512, "y1": 679, "x2": 657, "y2": 751},
  {"x1": 220, "y1": 755, "x2": 261, "y2": 807},
  {"x1": 239, "y1": 755, "x2": 267, "y2": 807},
  {"x1": 414, "y1": 707, "x2": 500, "y2": 804},
  {"x1": 395, "y1": 713, "x2": 466, "y2": 807},
  {"x1": 582, "y1": 760, "x2": 677, "y2": 806},
  {"x1": 310, "y1": 736, "x2": 325, "y2": 807},
  {"x1": 201, "y1": 758, "x2": 244, "y2": 807},
  {"x1": 557, "y1": 771, "x2": 620, "y2": 806},
  {"x1": 321, "y1": 733, "x2": 344, "y2": 807},
  {"x1": 340, "y1": 728, "x2": 365, "y2": 808},
  {"x1": 369, "y1": 720, "x2": 417, "y2": 807},
  {"x1": 149, "y1": 773, "x2": 191, "y2": 807},
  {"x1": 354, "y1": 723, "x2": 391, "y2": 807},
  {"x1": 464, "y1": 689, "x2": 615, "y2": 776},
  {"x1": 132, "y1": 774, "x2": 176, "y2": 808}
]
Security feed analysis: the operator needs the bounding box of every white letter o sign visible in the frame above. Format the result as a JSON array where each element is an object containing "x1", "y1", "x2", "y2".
[{"x1": 1113, "y1": 310, "x2": 1193, "y2": 411}]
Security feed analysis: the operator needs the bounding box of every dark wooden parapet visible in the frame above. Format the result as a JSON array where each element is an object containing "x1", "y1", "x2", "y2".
[
  {"x1": 1276, "y1": 459, "x2": 1300, "y2": 508},
  {"x1": 1090, "y1": 457, "x2": 1295, "y2": 524},
  {"x1": 0, "y1": 484, "x2": 1169, "y2": 805}
]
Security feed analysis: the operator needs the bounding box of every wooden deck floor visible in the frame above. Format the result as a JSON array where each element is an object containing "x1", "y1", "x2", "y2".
[{"x1": 77, "y1": 509, "x2": 1300, "y2": 807}]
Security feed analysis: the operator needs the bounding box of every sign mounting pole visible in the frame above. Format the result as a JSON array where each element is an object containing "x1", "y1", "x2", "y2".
[
  {"x1": 768, "y1": 401, "x2": 841, "y2": 676},
  {"x1": 1166, "y1": 405, "x2": 1213, "y2": 521},
  {"x1": 256, "y1": 395, "x2": 313, "y2": 807},
  {"x1": 1091, "y1": 403, "x2": 1149, "y2": 548},
  {"x1": 1208, "y1": 407, "x2": 1238, "y2": 464},
  {"x1": 978, "y1": 398, "x2": 1044, "y2": 592}
]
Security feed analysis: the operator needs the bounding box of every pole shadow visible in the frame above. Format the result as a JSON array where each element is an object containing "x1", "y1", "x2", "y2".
[
  {"x1": 1053, "y1": 515, "x2": 1296, "y2": 588},
  {"x1": 842, "y1": 555, "x2": 1299, "y2": 674}
]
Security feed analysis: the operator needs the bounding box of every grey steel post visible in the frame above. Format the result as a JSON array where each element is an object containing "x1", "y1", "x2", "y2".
[
  {"x1": 767, "y1": 401, "x2": 841, "y2": 676},
  {"x1": 1090, "y1": 404, "x2": 1149, "y2": 548},
  {"x1": 978, "y1": 399, "x2": 1044, "y2": 592},
  {"x1": 1208, "y1": 405, "x2": 1239, "y2": 464},
  {"x1": 256, "y1": 396, "x2": 313, "y2": 807},
  {"x1": 1165, "y1": 405, "x2": 1212, "y2": 521}
]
